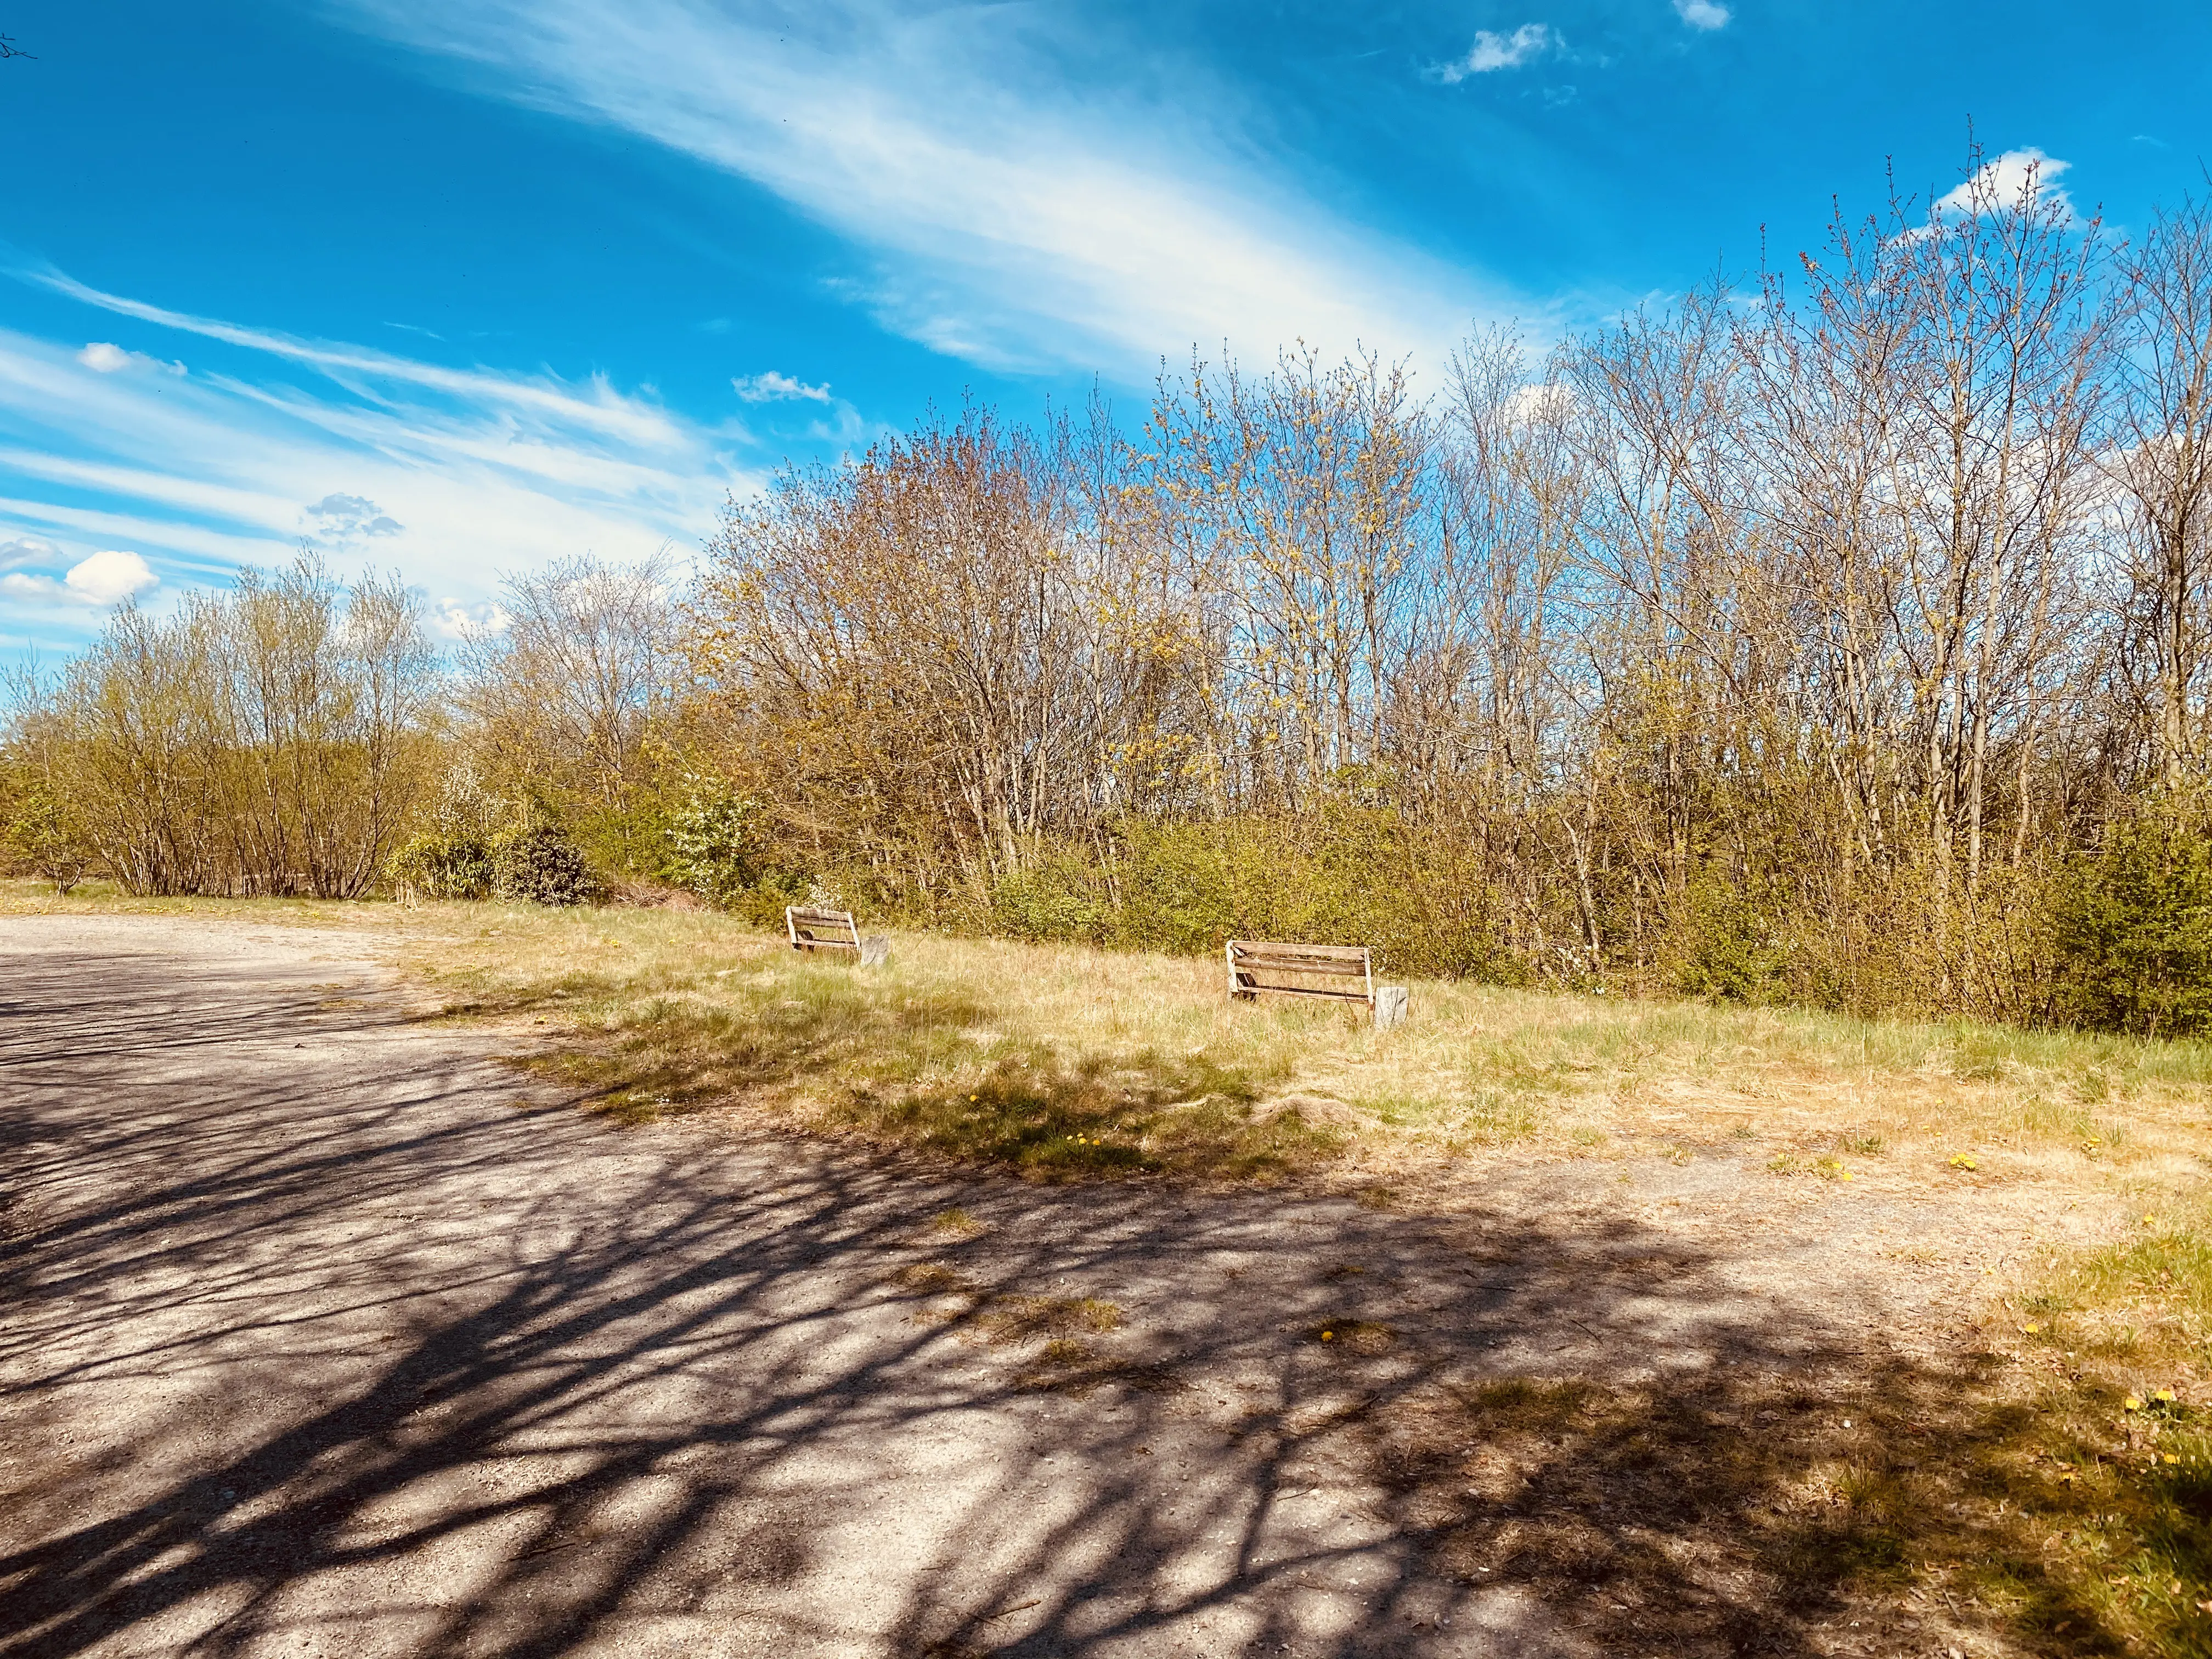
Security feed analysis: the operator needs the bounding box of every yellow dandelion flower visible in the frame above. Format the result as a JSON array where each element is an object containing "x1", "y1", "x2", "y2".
[
  {"x1": 2157, "y1": 1389, "x2": 2177, "y2": 1402},
  {"x1": 2125, "y1": 1396, "x2": 2143, "y2": 1410},
  {"x1": 1321, "y1": 1331, "x2": 1334, "y2": 1341},
  {"x1": 2165, "y1": 1453, "x2": 2181, "y2": 1465}
]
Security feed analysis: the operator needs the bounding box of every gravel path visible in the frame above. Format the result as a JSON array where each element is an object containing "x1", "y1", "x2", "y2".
[{"x1": 0, "y1": 916, "x2": 2008, "y2": 1658}]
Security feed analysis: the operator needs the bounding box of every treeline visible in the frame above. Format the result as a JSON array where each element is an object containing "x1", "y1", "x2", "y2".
[
  {"x1": 4, "y1": 563, "x2": 434, "y2": 897},
  {"x1": 10, "y1": 151, "x2": 2212, "y2": 1034}
]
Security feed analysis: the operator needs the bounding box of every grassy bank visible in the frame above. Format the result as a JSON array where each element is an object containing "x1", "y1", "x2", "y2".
[{"x1": 9, "y1": 879, "x2": 2212, "y2": 1187}]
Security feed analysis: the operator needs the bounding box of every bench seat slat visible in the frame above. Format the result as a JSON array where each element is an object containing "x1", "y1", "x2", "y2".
[{"x1": 1232, "y1": 983, "x2": 1372, "y2": 1002}]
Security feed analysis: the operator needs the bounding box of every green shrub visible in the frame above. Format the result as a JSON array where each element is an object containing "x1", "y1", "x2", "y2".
[
  {"x1": 664, "y1": 781, "x2": 764, "y2": 907},
  {"x1": 2, "y1": 782, "x2": 92, "y2": 894},
  {"x1": 2055, "y1": 791, "x2": 2212, "y2": 1037},
  {"x1": 1110, "y1": 822, "x2": 1240, "y2": 955},
  {"x1": 385, "y1": 769, "x2": 598, "y2": 907},
  {"x1": 387, "y1": 828, "x2": 495, "y2": 899},
  {"x1": 490, "y1": 819, "x2": 597, "y2": 907},
  {"x1": 1673, "y1": 870, "x2": 1788, "y2": 1005},
  {"x1": 989, "y1": 847, "x2": 1113, "y2": 942},
  {"x1": 386, "y1": 768, "x2": 508, "y2": 898},
  {"x1": 960, "y1": 812, "x2": 1528, "y2": 984}
]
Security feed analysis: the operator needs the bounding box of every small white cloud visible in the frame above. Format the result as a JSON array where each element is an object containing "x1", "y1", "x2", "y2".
[
  {"x1": 1933, "y1": 146, "x2": 2074, "y2": 224},
  {"x1": 66, "y1": 549, "x2": 159, "y2": 603},
  {"x1": 304, "y1": 491, "x2": 406, "y2": 540},
  {"x1": 1674, "y1": 0, "x2": 1731, "y2": 30},
  {"x1": 1435, "y1": 24, "x2": 1553, "y2": 82},
  {"x1": 75, "y1": 341, "x2": 183, "y2": 375},
  {"x1": 0, "y1": 548, "x2": 158, "y2": 607},
  {"x1": 1505, "y1": 382, "x2": 1575, "y2": 425},
  {"x1": 429, "y1": 599, "x2": 510, "y2": 640},
  {"x1": 732, "y1": 370, "x2": 832, "y2": 403}
]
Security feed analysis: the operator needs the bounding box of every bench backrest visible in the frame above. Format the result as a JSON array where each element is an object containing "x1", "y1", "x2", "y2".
[
  {"x1": 786, "y1": 905, "x2": 862, "y2": 952},
  {"x1": 1225, "y1": 939, "x2": 1374, "y2": 1005}
]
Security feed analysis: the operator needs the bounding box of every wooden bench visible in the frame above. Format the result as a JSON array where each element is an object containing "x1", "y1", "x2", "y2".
[
  {"x1": 786, "y1": 905, "x2": 888, "y2": 967},
  {"x1": 1225, "y1": 939, "x2": 1407, "y2": 1028}
]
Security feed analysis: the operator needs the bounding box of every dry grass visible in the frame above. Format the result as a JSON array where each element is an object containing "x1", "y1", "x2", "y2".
[
  {"x1": 1960, "y1": 1198, "x2": 2212, "y2": 1652},
  {"x1": 9, "y1": 880, "x2": 2212, "y2": 1193}
]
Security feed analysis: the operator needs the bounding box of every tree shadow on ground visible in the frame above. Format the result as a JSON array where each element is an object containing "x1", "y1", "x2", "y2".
[
  {"x1": 0, "y1": 924, "x2": 2151, "y2": 1657},
  {"x1": 475, "y1": 963, "x2": 1329, "y2": 1180}
]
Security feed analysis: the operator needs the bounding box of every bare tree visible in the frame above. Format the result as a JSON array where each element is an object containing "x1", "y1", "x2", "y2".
[
  {"x1": 458, "y1": 552, "x2": 682, "y2": 859},
  {"x1": 2109, "y1": 194, "x2": 2212, "y2": 787}
]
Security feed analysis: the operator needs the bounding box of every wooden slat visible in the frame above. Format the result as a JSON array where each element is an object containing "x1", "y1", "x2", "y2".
[
  {"x1": 788, "y1": 907, "x2": 856, "y2": 927},
  {"x1": 1232, "y1": 982, "x2": 1371, "y2": 1002},
  {"x1": 1234, "y1": 957, "x2": 1368, "y2": 978},
  {"x1": 1229, "y1": 939, "x2": 1369, "y2": 961}
]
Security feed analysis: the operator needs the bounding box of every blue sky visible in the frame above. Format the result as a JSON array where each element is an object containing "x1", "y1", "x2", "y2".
[{"x1": 3, "y1": 1, "x2": 2209, "y2": 647}]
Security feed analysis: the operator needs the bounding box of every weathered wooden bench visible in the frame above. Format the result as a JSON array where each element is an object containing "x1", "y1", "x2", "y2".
[
  {"x1": 786, "y1": 904, "x2": 888, "y2": 966},
  {"x1": 1225, "y1": 939, "x2": 1407, "y2": 1028}
]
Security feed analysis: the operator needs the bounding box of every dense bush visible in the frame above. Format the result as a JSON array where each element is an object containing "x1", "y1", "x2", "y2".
[
  {"x1": 2, "y1": 781, "x2": 91, "y2": 895},
  {"x1": 663, "y1": 781, "x2": 764, "y2": 907},
  {"x1": 387, "y1": 825, "x2": 495, "y2": 899},
  {"x1": 386, "y1": 770, "x2": 596, "y2": 907},
  {"x1": 387, "y1": 769, "x2": 505, "y2": 899},
  {"x1": 489, "y1": 819, "x2": 598, "y2": 907},
  {"x1": 1670, "y1": 871, "x2": 1790, "y2": 1006},
  {"x1": 2054, "y1": 793, "x2": 2212, "y2": 1037},
  {"x1": 973, "y1": 812, "x2": 1530, "y2": 984}
]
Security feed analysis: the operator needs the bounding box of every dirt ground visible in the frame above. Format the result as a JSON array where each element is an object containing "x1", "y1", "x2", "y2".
[{"x1": 0, "y1": 915, "x2": 2090, "y2": 1657}]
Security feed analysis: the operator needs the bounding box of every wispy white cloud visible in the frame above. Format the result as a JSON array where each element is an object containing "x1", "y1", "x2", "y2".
[
  {"x1": 0, "y1": 279, "x2": 758, "y2": 640},
  {"x1": 1435, "y1": 24, "x2": 1554, "y2": 82},
  {"x1": 38, "y1": 270, "x2": 686, "y2": 448},
  {"x1": 733, "y1": 369, "x2": 831, "y2": 403},
  {"x1": 1673, "y1": 0, "x2": 1731, "y2": 30},
  {"x1": 332, "y1": 0, "x2": 1499, "y2": 373},
  {"x1": 0, "y1": 548, "x2": 158, "y2": 608},
  {"x1": 0, "y1": 534, "x2": 61, "y2": 570}
]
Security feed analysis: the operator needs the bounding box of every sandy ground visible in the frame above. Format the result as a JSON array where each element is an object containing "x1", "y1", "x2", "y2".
[{"x1": 0, "y1": 915, "x2": 2049, "y2": 1658}]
